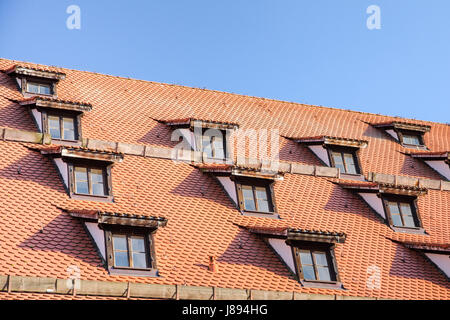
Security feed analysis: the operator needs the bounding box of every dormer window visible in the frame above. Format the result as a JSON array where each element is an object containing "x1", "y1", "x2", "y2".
[
  {"x1": 402, "y1": 133, "x2": 422, "y2": 146},
  {"x1": 73, "y1": 165, "x2": 107, "y2": 196},
  {"x1": 112, "y1": 233, "x2": 150, "y2": 269},
  {"x1": 382, "y1": 195, "x2": 421, "y2": 229},
  {"x1": 68, "y1": 210, "x2": 167, "y2": 277},
  {"x1": 291, "y1": 136, "x2": 367, "y2": 177},
  {"x1": 329, "y1": 147, "x2": 360, "y2": 175},
  {"x1": 287, "y1": 229, "x2": 346, "y2": 288},
  {"x1": 47, "y1": 113, "x2": 78, "y2": 141},
  {"x1": 235, "y1": 176, "x2": 276, "y2": 214},
  {"x1": 26, "y1": 81, "x2": 52, "y2": 95},
  {"x1": 296, "y1": 246, "x2": 336, "y2": 282},
  {"x1": 162, "y1": 118, "x2": 238, "y2": 163},
  {"x1": 372, "y1": 121, "x2": 430, "y2": 149},
  {"x1": 19, "y1": 97, "x2": 92, "y2": 144},
  {"x1": 339, "y1": 181, "x2": 426, "y2": 234},
  {"x1": 39, "y1": 146, "x2": 123, "y2": 202},
  {"x1": 5, "y1": 65, "x2": 65, "y2": 98},
  {"x1": 201, "y1": 128, "x2": 226, "y2": 160}
]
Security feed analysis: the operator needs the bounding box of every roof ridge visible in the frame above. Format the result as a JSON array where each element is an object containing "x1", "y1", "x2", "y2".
[{"x1": 1, "y1": 57, "x2": 448, "y2": 126}]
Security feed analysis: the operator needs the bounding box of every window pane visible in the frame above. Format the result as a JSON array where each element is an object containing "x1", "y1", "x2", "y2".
[
  {"x1": 255, "y1": 187, "x2": 268, "y2": 201},
  {"x1": 212, "y1": 137, "x2": 225, "y2": 159},
  {"x1": 403, "y1": 134, "x2": 420, "y2": 145},
  {"x1": 317, "y1": 266, "x2": 332, "y2": 281},
  {"x1": 90, "y1": 169, "x2": 105, "y2": 196},
  {"x1": 302, "y1": 265, "x2": 316, "y2": 281},
  {"x1": 313, "y1": 252, "x2": 329, "y2": 267},
  {"x1": 255, "y1": 187, "x2": 269, "y2": 212},
  {"x1": 388, "y1": 202, "x2": 400, "y2": 214},
  {"x1": 402, "y1": 215, "x2": 416, "y2": 228},
  {"x1": 257, "y1": 199, "x2": 270, "y2": 212},
  {"x1": 27, "y1": 83, "x2": 39, "y2": 93},
  {"x1": 114, "y1": 251, "x2": 129, "y2": 267},
  {"x1": 299, "y1": 250, "x2": 313, "y2": 265},
  {"x1": 62, "y1": 117, "x2": 76, "y2": 140},
  {"x1": 131, "y1": 237, "x2": 146, "y2": 252},
  {"x1": 399, "y1": 203, "x2": 412, "y2": 216},
  {"x1": 244, "y1": 199, "x2": 256, "y2": 211},
  {"x1": 74, "y1": 167, "x2": 88, "y2": 194},
  {"x1": 132, "y1": 252, "x2": 148, "y2": 268},
  {"x1": 113, "y1": 235, "x2": 128, "y2": 251},
  {"x1": 332, "y1": 152, "x2": 345, "y2": 173},
  {"x1": 202, "y1": 136, "x2": 213, "y2": 158},
  {"x1": 343, "y1": 153, "x2": 357, "y2": 174},
  {"x1": 242, "y1": 186, "x2": 256, "y2": 211},
  {"x1": 48, "y1": 116, "x2": 61, "y2": 139},
  {"x1": 391, "y1": 213, "x2": 403, "y2": 227},
  {"x1": 39, "y1": 84, "x2": 51, "y2": 95}
]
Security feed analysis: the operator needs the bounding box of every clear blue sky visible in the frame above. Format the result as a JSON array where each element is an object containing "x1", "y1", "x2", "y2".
[{"x1": 1, "y1": 0, "x2": 449, "y2": 123}]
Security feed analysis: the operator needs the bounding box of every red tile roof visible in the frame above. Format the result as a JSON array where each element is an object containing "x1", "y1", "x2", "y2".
[{"x1": 0, "y1": 58, "x2": 449, "y2": 300}]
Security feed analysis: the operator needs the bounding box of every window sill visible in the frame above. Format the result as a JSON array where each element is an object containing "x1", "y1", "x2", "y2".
[
  {"x1": 339, "y1": 173, "x2": 365, "y2": 181},
  {"x1": 241, "y1": 210, "x2": 280, "y2": 219},
  {"x1": 51, "y1": 139, "x2": 82, "y2": 147},
  {"x1": 70, "y1": 193, "x2": 113, "y2": 203},
  {"x1": 390, "y1": 225, "x2": 427, "y2": 235},
  {"x1": 300, "y1": 280, "x2": 344, "y2": 290},
  {"x1": 108, "y1": 267, "x2": 160, "y2": 277},
  {"x1": 300, "y1": 279, "x2": 345, "y2": 290},
  {"x1": 401, "y1": 144, "x2": 427, "y2": 150}
]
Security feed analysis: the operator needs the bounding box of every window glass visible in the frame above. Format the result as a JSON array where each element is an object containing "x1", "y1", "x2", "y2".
[
  {"x1": 255, "y1": 187, "x2": 270, "y2": 212},
  {"x1": 343, "y1": 153, "x2": 357, "y2": 174},
  {"x1": 27, "y1": 82, "x2": 51, "y2": 95},
  {"x1": 400, "y1": 203, "x2": 415, "y2": 227},
  {"x1": 131, "y1": 236, "x2": 147, "y2": 268},
  {"x1": 48, "y1": 116, "x2": 61, "y2": 139},
  {"x1": 74, "y1": 167, "x2": 89, "y2": 194},
  {"x1": 113, "y1": 235, "x2": 129, "y2": 267},
  {"x1": 62, "y1": 117, "x2": 76, "y2": 140},
  {"x1": 332, "y1": 152, "x2": 346, "y2": 173},
  {"x1": 403, "y1": 134, "x2": 421, "y2": 146},
  {"x1": 212, "y1": 136, "x2": 225, "y2": 159},
  {"x1": 39, "y1": 84, "x2": 51, "y2": 95},
  {"x1": 202, "y1": 136, "x2": 213, "y2": 158},
  {"x1": 113, "y1": 235, "x2": 127, "y2": 251},
  {"x1": 299, "y1": 250, "x2": 316, "y2": 280},
  {"x1": 90, "y1": 169, "x2": 105, "y2": 196},
  {"x1": 242, "y1": 185, "x2": 256, "y2": 211}
]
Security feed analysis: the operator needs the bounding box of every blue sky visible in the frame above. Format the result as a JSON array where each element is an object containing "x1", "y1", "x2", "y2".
[{"x1": 0, "y1": 0, "x2": 449, "y2": 123}]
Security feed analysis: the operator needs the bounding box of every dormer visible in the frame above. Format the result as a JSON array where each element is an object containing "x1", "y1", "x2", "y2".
[
  {"x1": 5, "y1": 65, "x2": 66, "y2": 99},
  {"x1": 372, "y1": 121, "x2": 431, "y2": 149},
  {"x1": 195, "y1": 164, "x2": 282, "y2": 218},
  {"x1": 40, "y1": 146, "x2": 123, "y2": 202},
  {"x1": 246, "y1": 226, "x2": 346, "y2": 289},
  {"x1": 408, "y1": 151, "x2": 450, "y2": 180},
  {"x1": 339, "y1": 181, "x2": 427, "y2": 234},
  {"x1": 68, "y1": 209, "x2": 167, "y2": 277},
  {"x1": 20, "y1": 97, "x2": 92, "y2": 145},
  {"x1": 163, "y1": 118, "x2": 238, "y2": 163},
  {"x1": 291, "y1": 136, "x2": 367, "y2": 179}
]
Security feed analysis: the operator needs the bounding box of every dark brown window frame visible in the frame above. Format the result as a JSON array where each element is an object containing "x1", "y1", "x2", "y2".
[
  {"x1": 395, "y1": 129, "x2": 426, "y2": 148},
  {"x1": 326, "y1": 145, "x2": 362, "y2": 175},
  {"x1": 197, "y1": 127, "x2": 229, "y2": 161},
  {"x1": 381, "y1": 194, "x2": 423, "y2": 231},
  {"x1": 233, "y1": 176, "x2": 277, "y2": 215},
  {"x1": 103, "y1": 225, "x2": 158, "y2": 276},
  {"x1": 20, "y1": 76, "x2": 57, "y2": 97},
  {"x1": 290, "y1": 240, "x2": 342, "y2": 288},
  {"x1": 41, "y1": 109, "x2": 82, "y2": 142},
  {"x1": 67, "y1": 159, "x2": 113, "y2": 201}
]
